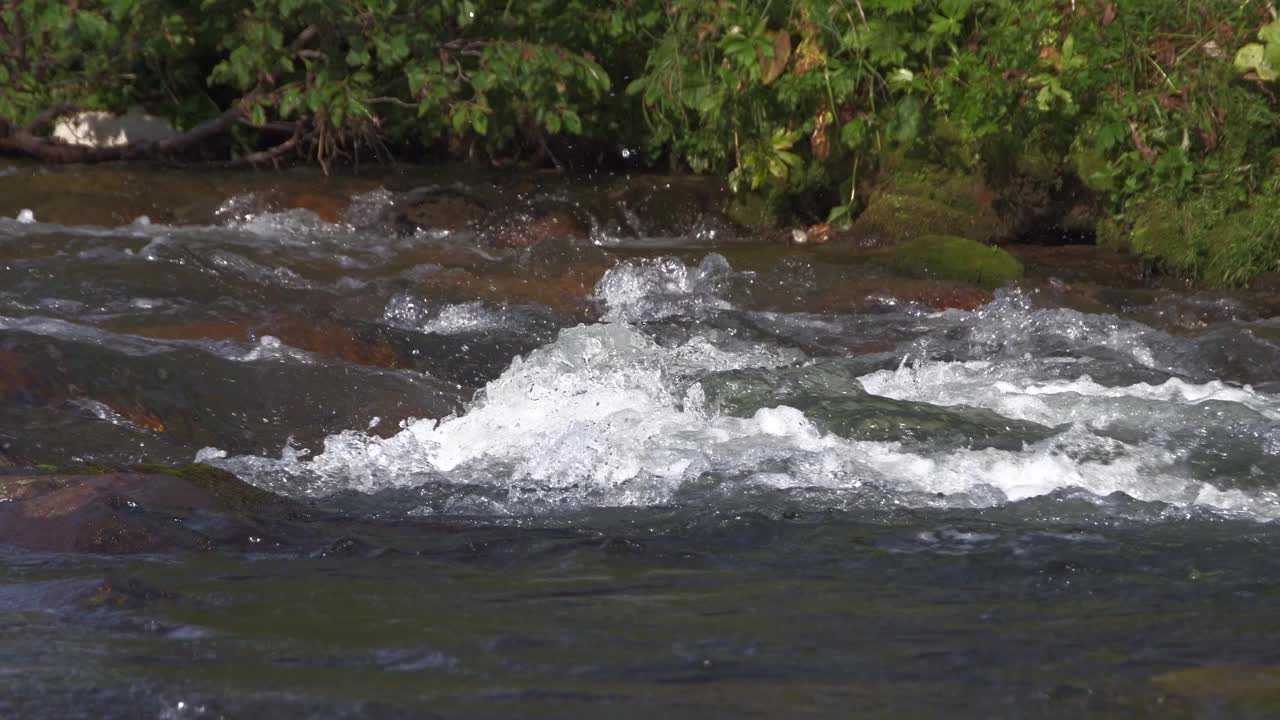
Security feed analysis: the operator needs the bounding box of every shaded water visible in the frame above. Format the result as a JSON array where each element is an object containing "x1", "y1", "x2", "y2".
[{"x1": 4, "y1": 163, "x2": 1280, "y2": 717}]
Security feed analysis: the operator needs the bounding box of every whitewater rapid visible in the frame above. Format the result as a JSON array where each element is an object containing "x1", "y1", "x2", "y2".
[{"x1": 202, "y1": 255, "x2": 1280, "y2": 522}]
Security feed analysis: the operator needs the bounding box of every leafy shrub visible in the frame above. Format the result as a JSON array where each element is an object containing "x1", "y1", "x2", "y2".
[{"x1": 2, "y1": 0, "x2": 1280, "y2": 283}]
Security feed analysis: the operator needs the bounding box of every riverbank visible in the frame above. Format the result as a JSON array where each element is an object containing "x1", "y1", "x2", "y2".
[{"x1": 3, "y1": 1, "x2": 1279, "y2": 286}]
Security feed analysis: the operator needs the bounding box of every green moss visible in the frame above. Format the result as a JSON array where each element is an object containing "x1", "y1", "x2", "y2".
[
  {"x1": 892, "y1": 235, "x2": 1024, "y2": 288},
  {"x1": 1071, "y1": 144, "x2": 1116, "y2": 193},
  {"x1": 725, "y1": 189, "x2": 784, "y2": 230},
  {"x1": 1127, "y1": 199, "x2": 1199, "y2": 277},
  {"x1": 1095, "y1": 216, "x2": 1129, "y2": 253},
  {"x1": 850, "y1": 190, "x2": 1000, "y2": 247},
  {"x1": 1122, "y1": 189, "x2": 1280, "y2": 287},
  {"x1": 29, "y1": 462, "x2": 121, "y2": 475}
]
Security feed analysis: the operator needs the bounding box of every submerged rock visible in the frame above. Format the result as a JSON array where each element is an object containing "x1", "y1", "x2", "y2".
[
  {"x1": 1152, "y1": 665, "x2": 1280, "y2": 705},
  {"x1": 0, "y1": 330, "x2": 464, "y2": 462},
  {"x1": 393, "y1": 187, "x2": 488, "y2": 234},
  {"x1": 607, "y1": 174, "x2": 740, "y2": 239},
  {"x1": 891, "y1": 235, "x2": 1024, "y2": 288},
  {"x1": 0, "y1": 465, "x2": 299, "y2": 553},
  {"x1": 477, "y1": 201, "x2": 593, "y2": 249},
  {"x1": 702, "y1": 363, "x2": 1058, "y2": 451}
]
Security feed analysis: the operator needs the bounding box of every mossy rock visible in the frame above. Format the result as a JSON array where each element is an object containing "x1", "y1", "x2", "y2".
[
  {"x1": 1127, "y1": 199, "x2": 1198, "y2": 275},
  {"x1": 891, "y1": 235, "x2": 1023, "y2": 288},
  {"x1": 1120, "y1": 188, "x2": 1280, "y2": 287},
  {"x1": 845, "y1": 165, "x2": 1001, "y2": 248},
  {"x1": 1095, "y1": 215, "x2": 1129, "y2": 253}
]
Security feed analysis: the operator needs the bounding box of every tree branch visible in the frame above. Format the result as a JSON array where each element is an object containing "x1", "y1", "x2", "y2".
[
  {"x1": 0, "y1": 24, "x2": 324, "y2": 165},
  {"x1": 217, "y1": 129, "x2": 311, "y2": 169}
]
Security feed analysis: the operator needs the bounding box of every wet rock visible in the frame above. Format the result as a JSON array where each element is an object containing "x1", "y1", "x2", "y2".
[
  {"x1": 844, "y1": 166, "x2": 1001, "y2": 248},
  {"x1": 892, "y1": 235, "x2": 1024, "y2": 288},
  {"x1": 609, "y1": 175, "x2": 736, "y2": 238},
  {"x1": 278, "y1": 190, "x2": 351, "y2": 224},
  {"x1": 415, "y1": 266, "x2": 604, "y2": 320},
  {"x1": 105, "y1": 314, "x2": 411, "y2": 370},
  {"x1": 0, "y1": 466, "x2": 298, "y2": 553},
  {"x1": 702, "y1": 364, "x2": 1057, "y2": 451},
  {"x1": 82, "y1": 575, "x2": 178, "y2": 610},
  {"x1": 393, "y1": 187, "x2": 488, "y2": 234},
  {"x1": 479, "y1": 202, "x2": 593, "y2": 249},
  {"x1": 0, "y1": 330, "x2": 464, "y2": 462},
  {"x1": 814, "y1": 277, "x2": 995, "y2": 312}
]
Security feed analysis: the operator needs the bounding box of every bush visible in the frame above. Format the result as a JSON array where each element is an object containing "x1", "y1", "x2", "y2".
[{"x1": 2, "y1": 1, "x2": 1279, "y2": 284}]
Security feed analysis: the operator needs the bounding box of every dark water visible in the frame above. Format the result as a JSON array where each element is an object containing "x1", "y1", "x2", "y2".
[{"x1": 4, "y1": 163, "x2": 1280, "y2": 717}]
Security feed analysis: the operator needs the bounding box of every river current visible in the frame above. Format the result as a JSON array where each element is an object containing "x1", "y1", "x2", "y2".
[{"x1": 3, "y1": 166, "x2": 1280, "y2": 718}]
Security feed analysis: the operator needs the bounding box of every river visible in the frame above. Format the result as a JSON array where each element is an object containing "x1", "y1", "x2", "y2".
[{"x1": 2, "y1": 163, "x2": 1280, "y2": 718}]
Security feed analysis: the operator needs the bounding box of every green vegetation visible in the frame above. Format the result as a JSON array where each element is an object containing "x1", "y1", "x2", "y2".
[{"x1": 1, "y1": 1, "x2": 1279, "y2": 284}]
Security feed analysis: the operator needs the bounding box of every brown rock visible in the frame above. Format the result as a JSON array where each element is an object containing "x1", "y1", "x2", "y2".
[
  {"x1": 278, "y1": 190, "x2": 350, "y2": 223},
  {"x1": 0, "y1": 466, "x2": 294, "y2": 553},
  {"x1": 394, "y1": 188, "x2": 488, "y2": 234},
  {"x1": 104, "y1": 314, "x2": 412, "y2": 370},
  {"x1": 816, "y1": 278, "x2": 994, "y2": 313},
  {"x1": 483, "y1": 204, "x2": 592, "y2": 249}
]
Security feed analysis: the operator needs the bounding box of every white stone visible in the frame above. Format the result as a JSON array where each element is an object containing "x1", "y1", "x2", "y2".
[{"x1": 51, "y1": 108, "x2": 178, "y2": 148}]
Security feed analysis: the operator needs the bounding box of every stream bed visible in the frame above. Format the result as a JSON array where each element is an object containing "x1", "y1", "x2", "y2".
[{"x1": 3, "y1": 163, "x2": 1280, "y2": 718}]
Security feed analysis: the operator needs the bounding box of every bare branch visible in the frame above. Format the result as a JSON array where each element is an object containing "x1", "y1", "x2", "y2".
[
  {"x1": 218, "y1": 130, "x2": 311, "y2": 169},
  {"x1": 23, "y1": 103, "x2": 82, "y2": 134},
  {"x1": 0, "y1": 24, "x2": 323, "y2": 164},
  {"x1": 367, "y1": 96, "x2": 417, "y2": 109}
]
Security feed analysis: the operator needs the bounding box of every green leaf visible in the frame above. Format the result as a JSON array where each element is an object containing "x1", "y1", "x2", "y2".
[
  {"x1": 1259, "y1": 20, "x2": 1280, "y2": 45},
  {"x1": 280, "y1": 86, "x2": 304, "y2": 117},
  {"x1": 347, "y1": 47, "x2": 371, "y2": 67},
  {"x1": 891, "y1": 96, "x2": 922, "y2": 145},
  {"x1": 471, "y1": 111, "x2": 488, "y2": 135},
  {"x1": 407, "y1": 67, "x2": 430, "y2": 95},
  {"x1": 840, "y1": 119, "x2": 868, "y2": 149},
  {"x1": 1266, "y1": 42, "x2": 1280, "y2": 76},
  {"x1": 562, "y1": 109, "x2": 583, "y2": 135},
  {"x1": 1234, "y1": 43, "x2": 1266, "y2": 73},
  {"x1": 1235, "y1": 43, "x2": 1278, "y2": 81}
]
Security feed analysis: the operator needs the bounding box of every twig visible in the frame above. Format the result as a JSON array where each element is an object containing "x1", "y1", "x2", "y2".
[
  {"x1": 367, "y1": 96, "x2": 417, "y2": 109},
  {"x1": 218, "y1": 131, "x2": 311, "y2": 169}
]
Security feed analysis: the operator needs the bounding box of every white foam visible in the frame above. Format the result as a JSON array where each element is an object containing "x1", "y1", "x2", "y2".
[
  {"x1": 595, "y1": 254, "x2": 734, "y2": 322},
  {"x1": 383, "y1": 296, "x2": 513, "y2": 335},
  {"x1": 209, "y1": 319, "x2": 1280, "y2": 520},
  {"x1": 858, "y1": 359, "x2": 1280, "y2": 428},
  {"x1": 235, "y1": 335, "x2": 316, "y2": 364}
]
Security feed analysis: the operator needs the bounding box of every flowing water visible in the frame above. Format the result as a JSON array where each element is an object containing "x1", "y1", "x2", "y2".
[{"x1": 4, "y1": 164, "x2": 1280, "y2": 717}]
